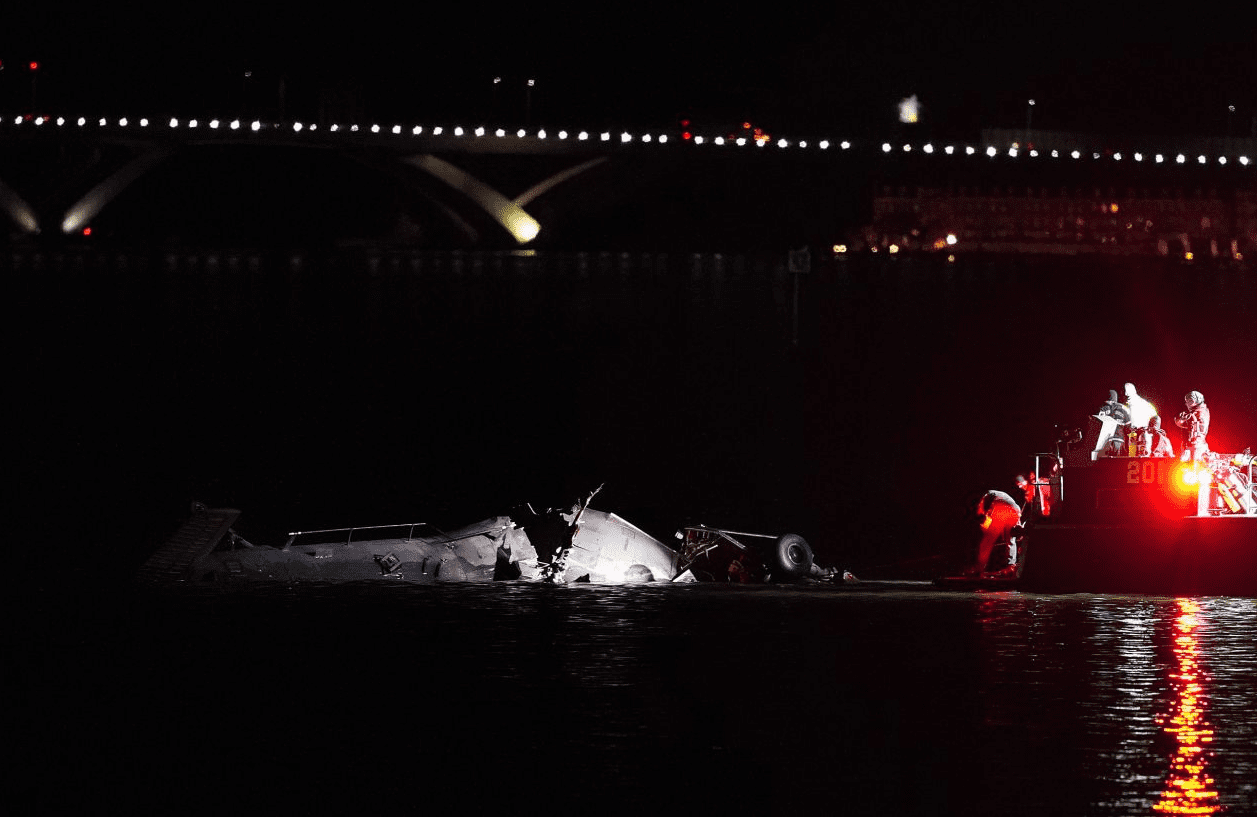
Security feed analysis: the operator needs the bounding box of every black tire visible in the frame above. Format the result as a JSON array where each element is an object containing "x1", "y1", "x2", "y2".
[{"x1": 772, "y1": 533, "x2": 814, "y2": 580}]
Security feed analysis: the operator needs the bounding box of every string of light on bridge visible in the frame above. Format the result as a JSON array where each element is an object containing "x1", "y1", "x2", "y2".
[{"x1": 5, "y1": 113, "x2": 1253, "y2": 168}]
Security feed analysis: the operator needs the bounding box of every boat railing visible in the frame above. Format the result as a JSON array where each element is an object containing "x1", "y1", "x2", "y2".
[{"x1": 284, "y1": 522, "x2": 446, "y2": 549}]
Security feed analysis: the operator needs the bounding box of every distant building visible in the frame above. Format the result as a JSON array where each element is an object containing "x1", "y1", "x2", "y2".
[{"x1": 857, "y1": 132, "x2": 1256, "y2": 259}]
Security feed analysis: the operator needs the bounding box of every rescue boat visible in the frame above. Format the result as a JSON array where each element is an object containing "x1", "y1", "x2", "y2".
[{"x1": 1010, "y1": 422, "x2": 1257, "y2": 596}]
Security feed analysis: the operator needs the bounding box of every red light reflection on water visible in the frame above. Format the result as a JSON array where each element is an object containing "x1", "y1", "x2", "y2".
[{"x1": 1152, "y1": 599, "x2": 1220, "y2": 815}]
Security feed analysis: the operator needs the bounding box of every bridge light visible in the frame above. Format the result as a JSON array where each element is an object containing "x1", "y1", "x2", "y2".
[
  {"x1": 188, "y1": 120, "x2": 198, "y2": 128},
  {"x1": 904, "y1": 143, "x2": 912, "y2": 152},
  {"x1": 882, "y1": 143, "x2": 891, "y2": 152},
  {"x1": 371, "y1": 124, "x2": 381, "y2": 133},
  {"x1": 621, "y1": 132, "x2": 632, "y2": 143},
  {"x1": 1070, "y1": 150, "x2": 1080, "y2": 159},
  {"x1": 475, "y1": 126, "x2": 485, "y2": 136},
  {"x1": 169, "y1": 118, "x2": 179, "y2": 128},
  {"x1": 392, "y1": 125, "x2": 401, "y2": 134},
  {"x1": 965, "y1": 146, "x2": 975, "y2": 155},
  {"x1": 98, "y1": 117, "x2": 107, "y2": 126},
  {"x1": 1113, "y1": 152, "x2": 1121, "y2": 160},
  {"x1": 641, "y1": 133, "x2": 651, "y2": 142},
  {"x1": 538, "y1": 129, "x2": 547, "y2": 139},
  {"x1": 923, "y1": 143, "x2": 933, "y2": 153},
  {"x1": 517, "y1": 128, "x2": 526, "y2": 137},
  {"x1": 714, "y1": 137, "x2": 724, "y2": 145},
  {"x1": 432, "y1": 127, "x2": 443, "y2": 135},
  {"x1": 140, "y1": 118, "x2": 149, "y2": 127},
  {"x1": 1176, "y1": 153, "x2": 1186, "y2": 163},
  {"x1": 1219, "y1": 156, "x2": 1227, "y2": 165},
  {"x1": 252, "y1": 121, "x2": 262, "y2": 132},
  {"x1": 600, "y1": 132, "x2": 610, "y2": 141},
  {"x1": 1134, "y1": 152, "x2": 1142, "y2": 161},
  {"x1": 230, "y1": 120, "x2": 240, "y2": 130},
  {"x1": 659, "y1": 134, "x2": 668, "y2": 143},
  {"x1": 1197, "y1": 154, "x2": 1207, "y2": 164},
  {"x1": 819, "y1": 140, "x2": 829, "y2": 149},
  {"x1": 293, "y1": 122, "x2": 303, "y2": 132},
  {"x1": 578, "y1": 131, "x2": 589, "y2": 140},
  {"x1": 495, "y1": 128, "x2": 506, "y2": 137},
  {"x1": 1241, "y1": 156, "x2": 1250, "y2": 166},
  {"x1": 1155, "y1": 153, "x2": 1163, "y2": 163},
  {"x1": 56, "y1": 117, "x2": 65, "y2": 126},
  {"x1": 986, "y1": 146, "x2": 997, "y2": 157},
  {"x1": 413, "y1": 125, "x2": 423, "y2": 135}
]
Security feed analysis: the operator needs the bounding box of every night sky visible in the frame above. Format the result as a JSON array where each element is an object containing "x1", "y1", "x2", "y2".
[{"x1": 5, "y1": 3, "x2": 1255, "y2": 139}]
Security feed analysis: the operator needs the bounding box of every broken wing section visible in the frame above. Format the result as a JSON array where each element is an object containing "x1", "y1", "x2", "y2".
[{"x1": 556, "y1": 509, "x2": 678, "y2": 583}]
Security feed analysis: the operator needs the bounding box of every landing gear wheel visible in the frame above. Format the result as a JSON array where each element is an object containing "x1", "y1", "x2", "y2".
[{"x1": 772, "y1": 533, "x2": 814, "y2": 580}]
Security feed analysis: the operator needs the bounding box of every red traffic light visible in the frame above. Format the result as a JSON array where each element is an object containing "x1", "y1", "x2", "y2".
[{"x1": 30, "y1": 61, "x2": 39, "y2": 71}]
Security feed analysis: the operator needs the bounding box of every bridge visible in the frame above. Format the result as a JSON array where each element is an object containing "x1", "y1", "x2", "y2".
[{"x1": 2, "y1": 113, "x2": 1254, "y2": 253}]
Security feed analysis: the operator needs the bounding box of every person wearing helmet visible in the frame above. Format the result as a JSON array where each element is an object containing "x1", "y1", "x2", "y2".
[
  {"x1": 1175, "y1": 391, "x2": 1210, "y2": 462},
  {"x1": 1124, "y1": 383, "x2": 1157, "y2": 428},
  {"x1": 1140, "y1": 416, "x2": 1176, "y2": 458},
  {"x1": 1097, "y1": 389, "x2": 1131, "y2": 424}
]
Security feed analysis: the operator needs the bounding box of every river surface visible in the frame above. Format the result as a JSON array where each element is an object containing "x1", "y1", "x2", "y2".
[
  {"x1": 12, "y1": 583, "x2": 1257, "y2": 815},
  {"x1": 8, "y1": 248, "x2": 1257, "y2": 814}
]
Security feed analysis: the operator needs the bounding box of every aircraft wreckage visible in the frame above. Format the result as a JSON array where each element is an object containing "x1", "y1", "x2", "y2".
[{"x1": 138, "y1": 488, "x2": 842, "y2": 587}]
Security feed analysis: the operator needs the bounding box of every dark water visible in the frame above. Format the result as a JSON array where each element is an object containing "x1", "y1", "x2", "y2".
[
  {"x1": 12, "y1": 583, "x2": 1257, "y2": 815},
  {"x1": 9, "y1": 248, "x2": 1257, "y2": 814}
]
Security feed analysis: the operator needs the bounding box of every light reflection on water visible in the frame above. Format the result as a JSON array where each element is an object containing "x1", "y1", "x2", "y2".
[
  {"x1": 1152, "y1": 599, "x2": 1219, "y2": 815},
  {"x1": 28, "y1": 583, "x2": 1250, "y2": 814}
]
